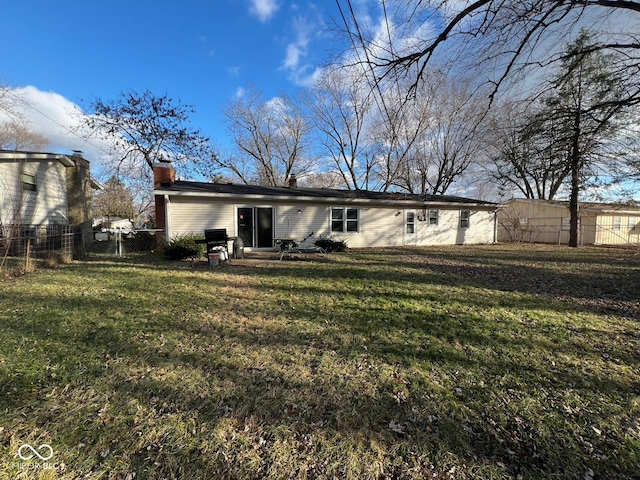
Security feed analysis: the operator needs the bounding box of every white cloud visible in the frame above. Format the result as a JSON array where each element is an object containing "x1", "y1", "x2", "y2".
[
  {"x1": 248, "y1": 0, "x2": 280, "y2": 22},
  {"x1": 280, "y1": 14, "x2": 322, "y2": 87},
  {"x1": 3, "y1": 86, "x2": 113, "y2": 175},
  {"x1": 235, "y1": 87, "x2": 246, "y2": 98}
]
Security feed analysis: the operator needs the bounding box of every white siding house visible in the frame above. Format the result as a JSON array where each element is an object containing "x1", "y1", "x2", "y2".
[
  {"x1": 0, "y1": 153, "x2": 72, "y2": 225},
  {"x1": 0, "y1": 150, "x2": 101, "y2": 244},
  {"x1": 153, "y1": 164, "x2": 498, "y2": 249}
]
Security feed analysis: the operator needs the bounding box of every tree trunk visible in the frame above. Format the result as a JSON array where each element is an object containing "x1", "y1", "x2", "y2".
[
  {"x1": 569, "y1": 161, "x2": 580, "y2": 247},
  {"x1": 569, "y1": 119, "x2": 581, "y2": 248}
]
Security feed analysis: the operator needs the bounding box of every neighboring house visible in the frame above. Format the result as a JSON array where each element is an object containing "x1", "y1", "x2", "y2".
[
  {"x1": 153, "y1": 163, "x2": 498, "y2": 249},
  {"x1": 498, "y1": 198, "x2": 640, "y2": 246},
  {"x1": 0, "y1": 150, "x2": 101, "y2": 245}
]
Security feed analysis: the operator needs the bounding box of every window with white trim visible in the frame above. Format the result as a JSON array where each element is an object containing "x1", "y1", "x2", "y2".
[
  {"x1": 21, "y1": 173, "x2": 37, "y2": 192},
  {"x1": 331, "y1": 207, "x2": 359, "y2": 233},
  {"x1": 406, "y1": 211, "x2": 415, "y2": 234},
  {"x1": 613, "y1": 216, "x2": 622, "y2": 230},
  {"x1": 459, "y1": 210, "x2": 470, "y2": 229},
  {"x1": 629, "y1": 217, "x2": 638, "y2": 230},
  {"x1": 429, "y1": 209, "x2": 439, "y2": 225},
  {"x1": 561, "y1": 217, "x2": 570, "y2": 231}
]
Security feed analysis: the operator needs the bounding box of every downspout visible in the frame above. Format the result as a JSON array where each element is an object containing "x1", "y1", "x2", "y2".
[
  {"x1": 493, "y1": 209, "x2": 498, "y2": 244},
  {"x1": 164, "y1": 194, "x2": 171, "y2": 239}
]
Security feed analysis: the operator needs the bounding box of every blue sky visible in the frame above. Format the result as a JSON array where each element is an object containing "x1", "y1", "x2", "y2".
[{"x1": 1, "y1": 0, "x2": 345, "y2": 157}]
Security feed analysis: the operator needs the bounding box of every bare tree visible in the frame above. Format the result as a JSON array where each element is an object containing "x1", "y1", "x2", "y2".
[
  {"x1": 93, "y1": 176, "x2": 135, "y2": 220},
  {"x1": 219, "y1": 86, "x2": 314, "y2": 186},
  {"x1": 337, "y1": 1, "x2": 640, "y2": 109},
  {"x1": 79, "y1": 89, "x2": 212, "y2": 180},
  {"x1": 0, "y1": 83, "x2": 50, "y2": 152},
  {"x1": 0, "y1": 118, "x2": 50, "y2": 151},
  {"x1": 366, "y1": 83, "x2": 430, "y2": 192},
  {"x1": 307, "y1": 68, "x2": 376, "y2": 190},
  {"x1": 487, "y1": 101, "x2": 573, "y2": 200},
  {"x1": 378, "y1": 72, "x2": 488, "y2": 195}
]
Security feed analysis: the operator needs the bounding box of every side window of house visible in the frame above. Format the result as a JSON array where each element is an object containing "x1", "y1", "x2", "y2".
[
  {"x1": 21, "y1": 173, "x2": 37, "y2": 192},
  {"x1": 561, "y1": 218, "x2": 570, "y2": 231},
  {"x1": 406, "y1": 211, "x2": 415, "y2": 234},
  {"x1": 346, "y1": 208, "x2": 359, "y2": 232},
  {"x1": 613, "y1": 216, "x2": 622, "y2": 230},
  {"x1": 459, "y1": 210, "x2": 470, "y2": 228},
  {"x1": 630, "y1": 217, "x2": 638, "y2": 230},
  {"x1": 429, "y1": 209, "x2": 439, "y2": 226},
  {"x1": 331, "y1": 207, "x2": 360, "y2": 233},
  {"x1": 331, "y1": 208, "x2": 344, "y2": 232}
]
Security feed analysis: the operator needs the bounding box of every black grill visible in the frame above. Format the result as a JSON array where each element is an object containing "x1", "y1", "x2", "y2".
[{"x1": 204, "y1": 229, "x2": 229, "y2": 251}]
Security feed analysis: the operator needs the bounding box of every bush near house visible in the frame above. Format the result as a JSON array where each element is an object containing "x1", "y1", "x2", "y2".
[
  {"x1": 162, "y1": 233, "x2": 206, "y2": 260},
  {"x1": 314, "y1": 234, "x2": 348, "y2": 252}
]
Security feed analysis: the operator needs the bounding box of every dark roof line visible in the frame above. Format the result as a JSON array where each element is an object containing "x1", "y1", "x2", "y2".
[{"x1": 158, "y1": 180, "x2": 496, "y2": 205}]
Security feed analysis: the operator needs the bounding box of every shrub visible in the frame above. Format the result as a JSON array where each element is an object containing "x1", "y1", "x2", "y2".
[
  {"x1": 314, "y1": 235, "x2": 348, "y2": 253},
  {"x1": 42, "y1": 251, "x2": 73, "y2": 268},
  {"x1": 163, "y1": 234, "x2": 206, "y2": 260}
]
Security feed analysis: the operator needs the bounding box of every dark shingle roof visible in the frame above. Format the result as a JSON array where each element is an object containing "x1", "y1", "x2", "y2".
[{"x1": 158, "y1": 180, "x2": 496, "y2": 206}]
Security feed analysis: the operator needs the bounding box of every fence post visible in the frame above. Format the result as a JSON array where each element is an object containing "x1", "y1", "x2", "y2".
[{"x1": 25, "y1": 237, "x2": 31, "y2": 271}]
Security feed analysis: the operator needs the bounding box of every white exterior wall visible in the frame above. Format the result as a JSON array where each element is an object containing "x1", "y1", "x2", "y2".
[
  {"x1": 168, "y1": 197, "x2": 236, "y2": 237},
  {"x1": 275, "y1": 205, "x2": 328, "y2": 243},
  {"x1": 0, "y1": 160, "x2": 69, "y2": 225},
  {"x1": 164, "y1": 194, "x2": 496, "y2": 248}
]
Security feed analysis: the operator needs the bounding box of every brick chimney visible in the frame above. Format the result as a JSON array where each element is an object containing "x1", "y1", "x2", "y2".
[
  {"x1": 288, "y1": 174, "x2": 298, "y2": 188},
  {"x1": 66, "y1": 151, "x2": 93, "y2": 249},
  {"x1": 153, "y1": 162, "x2": 175, "y2": 189}
]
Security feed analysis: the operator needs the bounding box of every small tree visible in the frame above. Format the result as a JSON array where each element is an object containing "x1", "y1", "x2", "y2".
[{"x1": 93, "y1": 176, "x2": 135, "y2": 222}]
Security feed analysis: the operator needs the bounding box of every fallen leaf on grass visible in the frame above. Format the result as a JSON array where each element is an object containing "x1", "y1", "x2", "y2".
[{"x1": 388, "y1": 420, "x2": 405, "y2": 434}]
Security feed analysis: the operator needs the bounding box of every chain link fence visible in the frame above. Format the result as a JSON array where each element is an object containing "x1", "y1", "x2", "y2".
[
  {"x1": 87, "y1": 229, "x2": 164, "y2": 256},
  {"x1": 0, "y1": 224, "x2": 165, "y2": 275},
  {"x1": 0, "y1": 224, "x2": 84, "y2": 275}
]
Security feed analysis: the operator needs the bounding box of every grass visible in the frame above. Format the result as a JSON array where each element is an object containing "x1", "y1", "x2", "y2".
[{"x1": 0, "y1": 244, "x2": 639, "y2": 479}]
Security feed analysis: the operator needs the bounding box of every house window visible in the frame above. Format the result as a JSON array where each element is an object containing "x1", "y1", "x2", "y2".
[
  {"x1": 629, "y1": 217, "x2": 638, "y2": 230},
  {"x1": 429, "y1": 209, "x2": 439, "y2": 226},
  {"x1": 518, "y1": 218, "x2": 529, "y2": 229},
  {"x1": 561, "y1": 218, "x2": 570, "y2": 231},
  {"x1": 459, "y1": 210, "x2": 470, "y2": 229},
  {"x1": 613, "y1": 216, "x2": 622, "y2": 230},
  {"x1": 406, "y1": 211, "x2": 415, "y2": 234},
  {"x1": 331, "y1": 207, "x2": 359, "y2": 233},
  {"x1": 21, "y1": 173, "x2": 37, "y2": 192}
]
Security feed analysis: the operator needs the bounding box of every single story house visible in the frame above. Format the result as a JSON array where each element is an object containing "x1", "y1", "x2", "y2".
[
  {"x1": 153, "y1": 163, "x2": 498, "y2": 249},
  {"x1": 498, "y1": 198, "x2": 640, "y2": 246},
  {"x1": 0, "y1": 150, "x2": 101, "y2": 246}
]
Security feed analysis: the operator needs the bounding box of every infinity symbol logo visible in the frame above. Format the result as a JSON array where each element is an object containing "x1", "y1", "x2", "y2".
[{"x1": 18, "y1": 444, "x2": 54, "y2": 461}]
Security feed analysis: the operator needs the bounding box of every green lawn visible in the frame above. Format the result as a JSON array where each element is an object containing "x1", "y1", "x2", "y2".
[{"x1": 1, "y1": 245, "x2": 639, "y2": 479}]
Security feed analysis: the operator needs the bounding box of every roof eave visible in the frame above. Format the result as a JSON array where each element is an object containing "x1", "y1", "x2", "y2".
[
  {"x1": 154, "y1": 188, "x2": 497, "y2": 209},
  {"x1": 0, "y1": 151, "x2": 75, "y2": 166}
]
